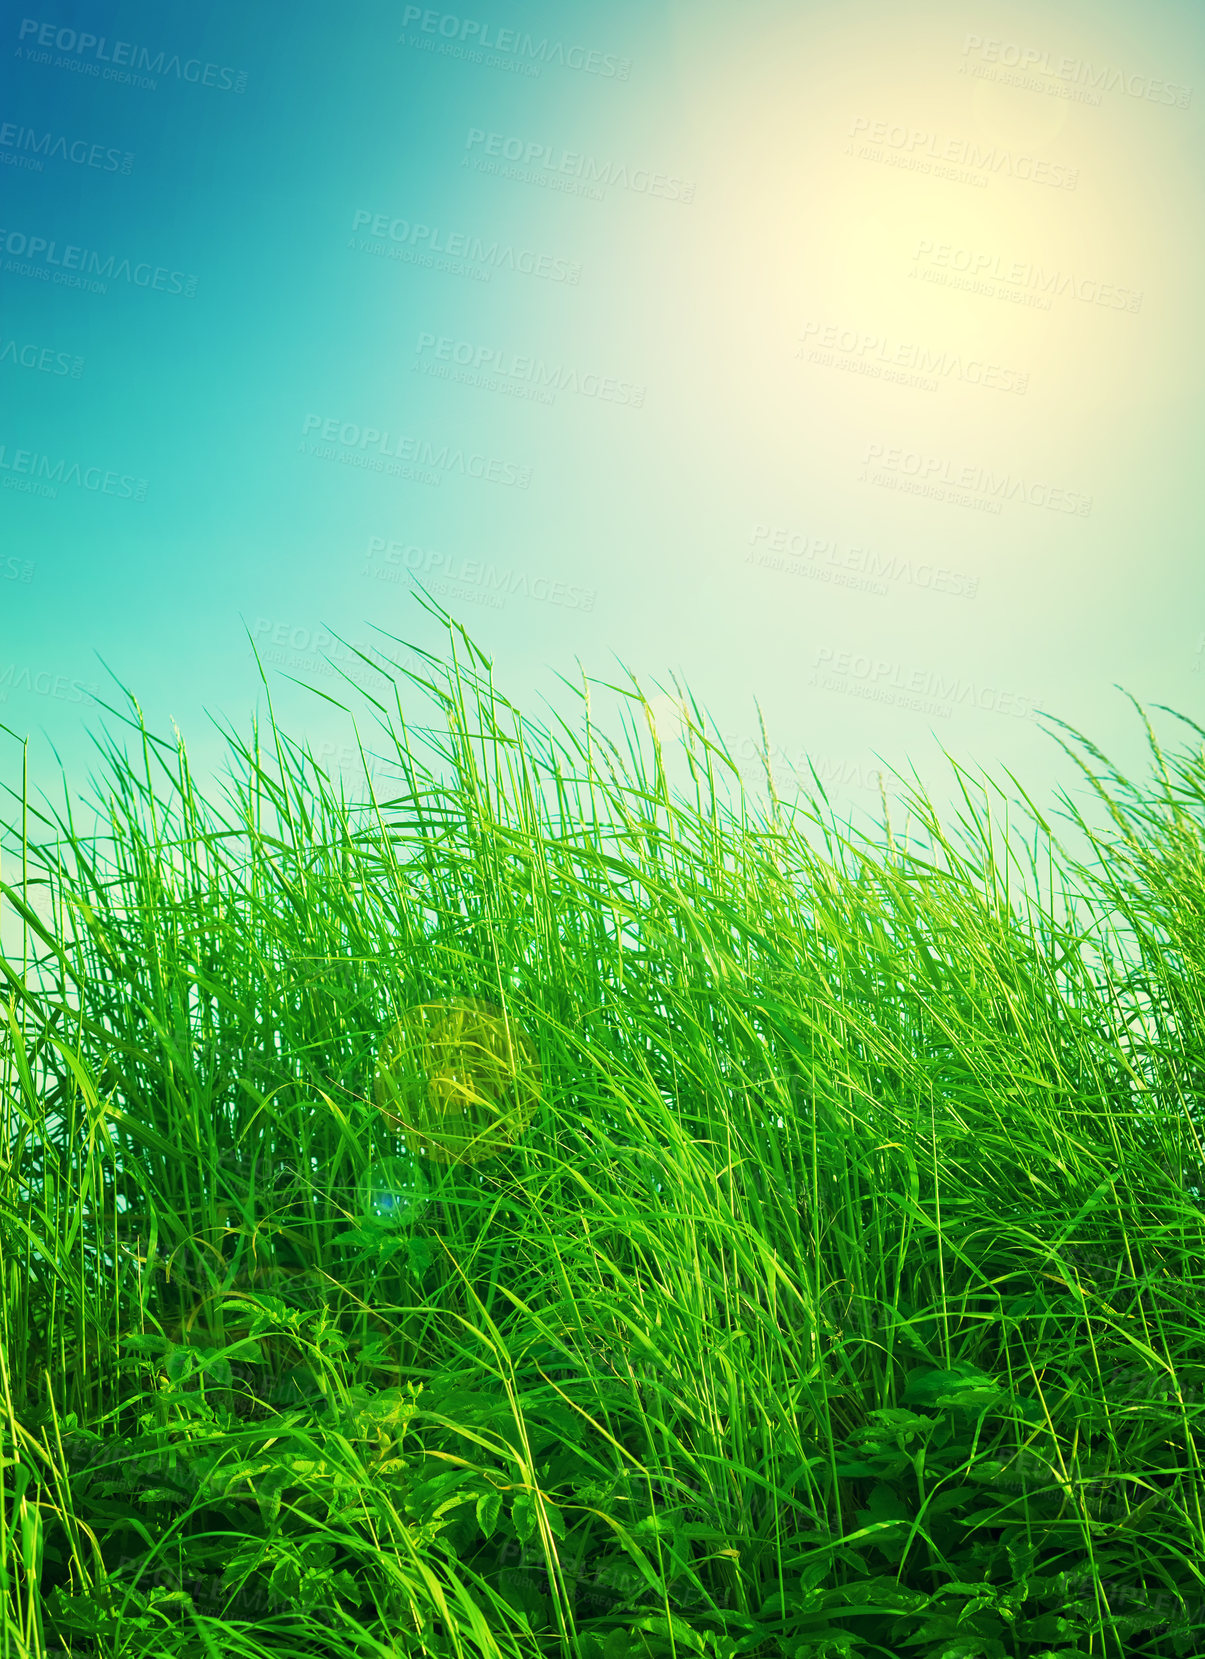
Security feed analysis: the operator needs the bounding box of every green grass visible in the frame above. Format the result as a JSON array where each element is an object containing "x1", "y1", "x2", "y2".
[{"x1": 1, "y1": 595, "x2": 1204, "y2": 1658}]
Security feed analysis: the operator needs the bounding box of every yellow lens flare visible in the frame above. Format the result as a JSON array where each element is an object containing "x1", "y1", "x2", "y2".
[{"x1": 374, "y1": 997, "x2": 540, "y2": 1165}]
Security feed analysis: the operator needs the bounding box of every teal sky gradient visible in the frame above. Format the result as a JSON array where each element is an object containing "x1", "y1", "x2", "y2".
[{"x1": 2, "y1": 0, "x2": 1204, "y2": 868}]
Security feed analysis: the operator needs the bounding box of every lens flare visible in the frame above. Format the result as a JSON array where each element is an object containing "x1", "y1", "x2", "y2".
[
  {"x1": 374, "y1": 997, "x2": 540, "y2": 1165},
  {"x1": 358, "y1": 1154, "x2": 432, "y2": 1226}
]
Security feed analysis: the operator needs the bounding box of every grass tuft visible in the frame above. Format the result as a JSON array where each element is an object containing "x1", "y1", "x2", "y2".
[{"x1": 1, "y1": 598, "x2": 1203, "y2": 1657}]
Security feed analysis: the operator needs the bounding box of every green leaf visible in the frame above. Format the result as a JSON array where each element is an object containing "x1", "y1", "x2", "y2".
[
  {"x1": 118, "y1": 1333, "x2": 172, "y2": 1357},
  {"x1": 164, "y1": 1349, "x2": 196, "y2": 1384},
  {"x1": 351, "y1": 1383, "x2": 421, "y2": 1439},
  {"x1": 410, "y1": 1466, "x2": 472, "y2": 1518},
  {"x1": 476, "y1": 1487, "x2": 502, "y2": 1538},
  {"x1": 865, "y1": 1407, "x2": 940, "y2": 1435},
  {"x1": 512, "y1": 1490, "x2": 539, "y2": 1544},
  {"x1": 267, "y1": 1552, "x2": 301, "y2": 1606},
  {"x1": 632, "y1": 1612, "x2": 708, "y2": 1653},
  {"x1": 759, "y1": 1585, "x2": 828, "y2": 1619},
  {"x1": 967, "y1": 1461, "x2": 1009, "y2": 1483},
  {"x1": 903, "y1": 1364, "x2": 994, "y2": 1399},
  {"x1": 902, "y1": 1366, "x2": 1007, "y2": 1412},
  {"x1": 329, "y1": 1226, "x2": 381, "y2": 1250},
  {"x1": 256, "y1": 1464, "x2": 294, "y2": 1528},
  {"x1": 830, "y1": 1575, "x2": 929, "y2": 1613}
]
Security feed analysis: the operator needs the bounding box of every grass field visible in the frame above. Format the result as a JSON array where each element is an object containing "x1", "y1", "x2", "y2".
[{"x1": 1, "y1": 597, "x2": 1204, "y2": 1658}]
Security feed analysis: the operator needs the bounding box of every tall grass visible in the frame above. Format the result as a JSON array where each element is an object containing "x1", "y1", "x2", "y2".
[{"x1": 1, "y1": 597, "x2": 1203, "y2": 1658}]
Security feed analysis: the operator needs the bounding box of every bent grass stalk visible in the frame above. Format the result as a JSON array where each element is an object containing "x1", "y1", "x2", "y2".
[{"x1": 0, "y1": 593, "x2": 1202, "y2": 1656}]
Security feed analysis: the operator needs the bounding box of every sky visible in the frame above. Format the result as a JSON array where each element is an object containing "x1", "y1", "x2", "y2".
[{"x1": 2, "y1": 0, "x2": 1203, "y2": 889}]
